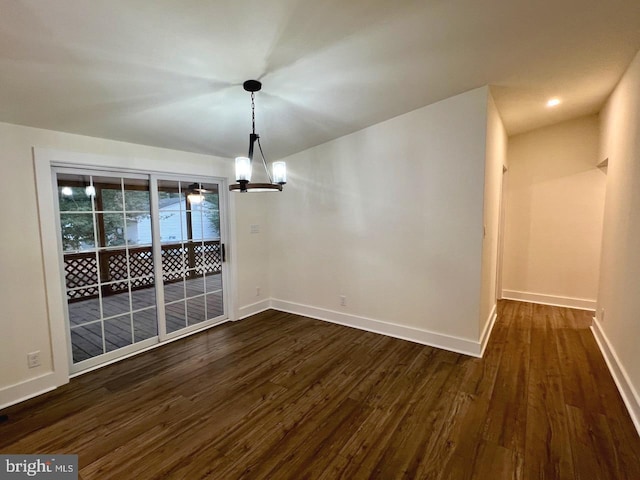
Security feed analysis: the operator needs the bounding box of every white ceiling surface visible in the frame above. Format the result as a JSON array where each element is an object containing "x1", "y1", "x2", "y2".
[{"x1": 1, "y1": 0, "x2": 639, "y2": 160}]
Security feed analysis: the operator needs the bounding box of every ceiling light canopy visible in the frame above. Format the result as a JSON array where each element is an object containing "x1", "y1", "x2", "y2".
[
  {"x1": 229, "y1": 80, "x2": 286, "y2": 193},
  {"x1": 546, "y1": 98, "x2": 561, "y2": 107}
]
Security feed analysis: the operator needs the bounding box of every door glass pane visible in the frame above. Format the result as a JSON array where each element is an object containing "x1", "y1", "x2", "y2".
[
  {"x1": 159, "y1": 210, "x2": 188, "y2": 243},
  {"x1": 164, "y1": 278, "x2": 185, "y2": 303},
  {"x1": 187, "y1": 296, "x2": 206, "y2": 325},
  {"x1": 64, "y1": 254, "x2": 99, "y2": 291},
  {"x1": 127, "y1": 213, "x2": 152, "y2": 246},
  {"x1": 191, "y1": 207, "x2": 204, "y2": 241},
  {"x1": 133, "y1": 308, "x2": 157, "y2": 342},
  {"x1": 161, "y1": 239, "x2": 187, "y2": 278},
  {"x1": 131, "y1": 280, "x2": 156, "y2": 310},
  {"x1": 57, "y1": 175, "x2": 94, "y2": 212},
  {"x1": 124, "y1": 183, "x2": 151, "y2": 213},
  {"x1": 68, "y1": 296, "x2": 101, "y2": 324},
  {"x1": 104, "y1": 251, "x2": 129, "y2": 282},
  {"x1": 206, "y1": 292, "x2": 224, "y2": 319},
  {"x1": 102, "y1": 283, "x2": 131, "y2": 318},
  {"x1": 185, "y1": 270, "x2": 205, "y2": 296},
  {"x1": 70, "y1": 323, "x2": 104, "y2": 363},
  {"x1": 158, "y1": 180, "x2": 184, "y2": 204},
  {"x1": 205, "y1": 271, "x2": 222, "y2": 293},
  {"x1": 157, "y1": 180, "x2": 187, "y2": 244},
  {"x1": 57, "y1": 172, "x2": 157, "y2": 367},
  {"x1": 128, "y1": 250, "x2": 154, "y2": 281},
  {"x1": 102, "y1": 213, "x2": 126, "y2": 247},
  {"x1": 190, "y1": 184, "x2": 220, "y2": 242},
  {"x1": 101, "y1": 188, "x2": 124, "y2": 211},
  {"x1": 202, "y1": 243, "x2": 222, "y2": 272},
  {"x1": 166, "y1": 301, "x2": 186, "y2": 333},
  {"x1": 104, "y1": 315, "x2": 133, "y2": 352},
  {"x1": 60, "y1": 213, "x2": 95, "y2": 251},
  {"x1": 202, "y1": 183, "x2": 220, "y2": 241}
]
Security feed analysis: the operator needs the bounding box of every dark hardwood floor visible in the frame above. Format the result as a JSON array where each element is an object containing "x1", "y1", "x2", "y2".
[{"x1": 1, "y1": 300, "x2": 639, "y2": 479}]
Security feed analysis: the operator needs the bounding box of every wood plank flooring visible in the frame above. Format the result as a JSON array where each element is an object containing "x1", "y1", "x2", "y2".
[{"x1": 1, "y1": 300, "x2": 639, "y2": 479}]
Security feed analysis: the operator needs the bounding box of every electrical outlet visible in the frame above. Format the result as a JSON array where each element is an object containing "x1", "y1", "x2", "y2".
[
  {"x1": 250, "y1": 224, "x2": 260, "y2": 234},
  {"x1": 340, "y1": 295, "x2": 347, "y2": 307},
  {"x1": 256, "y1": 286, "x2": 261, "y2": 297},
  {"x1": 27, "y1": 351, "x2": 41, "y2": 369}
]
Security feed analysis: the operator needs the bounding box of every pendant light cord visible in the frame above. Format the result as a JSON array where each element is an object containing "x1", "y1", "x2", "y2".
[
  {"x1": 251, "y1": 90, "x2": 273, "y2": 183},
  {"x1": 251, "y1": 92, "x2": 256, "y2": 135}
]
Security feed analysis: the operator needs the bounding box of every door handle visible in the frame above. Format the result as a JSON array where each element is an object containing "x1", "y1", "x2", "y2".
[{"x1": 221, "y1": 243, "x2": 226, "y2": 262}]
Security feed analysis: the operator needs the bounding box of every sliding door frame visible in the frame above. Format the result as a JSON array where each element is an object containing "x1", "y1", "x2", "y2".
[
  {"x1": 52, "y1": 167, "x2": 160, "y2": 373},
  {"x1": 34, "y1": 148, "x2": 235, "y2": 386}
]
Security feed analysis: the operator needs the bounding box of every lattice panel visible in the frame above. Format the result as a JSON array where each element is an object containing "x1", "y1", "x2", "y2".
[
  {"x1": 64, "y1": 243, "x2": 216, "y2": 299},
  {"x1": 131, "y1": 276, "x2": 155, "y2": 290},
  {"x1": 162, "y1": 244, "x2": 188, "y2": 283},
  {"x1": 64, "y1": 254, "x2": 98, "y2": 289},
  {"x1": 106, "y1": 251, "x2": 129, "y2": 282},
  {"x1": 128, "y1": 249, "x2": 154, "y2": 278},
  {"x1": 194, "y1": 241, "x2": 222, "y2": 274}
]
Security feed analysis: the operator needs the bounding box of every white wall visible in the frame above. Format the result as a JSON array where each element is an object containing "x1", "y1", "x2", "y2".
[
  {"x1": 0, "y1": 121, "x2": 267, "y2": 407},
  {"x1": 501, "y1": 115, "x2": 606, "y2": 309},
  {"x1": 268, "y1": 87, "x2": 490, "y2": 352},
  {"x1": 595, "y1": 48, "x2": 640, "y2": 430},
  {"x1": 235, "y1": 194, "x2": 271, "y2": 317},
  {"x1": 480, "y1": 94, "x2": 507, "y2": 337}
]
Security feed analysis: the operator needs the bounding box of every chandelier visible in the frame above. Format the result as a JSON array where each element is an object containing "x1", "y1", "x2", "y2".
[{"x1": 229, "y1": 80, "x2": 286, "y2": 192}]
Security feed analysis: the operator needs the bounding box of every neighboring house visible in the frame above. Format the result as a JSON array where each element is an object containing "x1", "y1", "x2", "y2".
[{"x1": 128, "y1": 197, "x2": 220, "y2": 245}]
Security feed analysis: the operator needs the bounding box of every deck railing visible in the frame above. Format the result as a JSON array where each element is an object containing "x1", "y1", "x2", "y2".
[{"x1": 64, "y1": 240, "x2": 222, "y2": 302}]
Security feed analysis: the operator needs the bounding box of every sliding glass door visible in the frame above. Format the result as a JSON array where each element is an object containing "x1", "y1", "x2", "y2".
[
  {"x1": 54, "y1": 169, "x2": 227, "y2": 372},
  {"x1": 155, "y1": 179, "x2": 225, "y2": 339}
]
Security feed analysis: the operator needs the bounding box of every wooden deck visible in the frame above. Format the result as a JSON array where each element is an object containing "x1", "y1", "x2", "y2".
[
  {"x1": 1, "y1": 300, "x2": 639, "y2": 479},
  {"x1": 68, "y1": 274, "x2": 223, "y2": 362}
]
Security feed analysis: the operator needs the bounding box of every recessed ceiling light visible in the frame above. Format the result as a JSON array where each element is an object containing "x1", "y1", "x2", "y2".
[{"x1": 547, "y1": 98, "x2": 561, "y2": 107}]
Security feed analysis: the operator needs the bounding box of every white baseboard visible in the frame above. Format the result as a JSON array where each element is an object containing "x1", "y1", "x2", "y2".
[
  {"x1": 237, "y1": 299, "x2": 272, "y2": 320},
  {"x1": 591, "y1": 317, "x2": 640, "y2": 436},
  {"x1": 270, "y1": 299, "x2": 484, "y2": 357},
  {"x1": 0, "y1": 372, "x2": 59, "y2": 411},
  {"x1": 479, "y1": 304, "x2": 498, "y2": 357},
  {"x1": 502, "y1": 290, "x2": 596, "y2": 311}
]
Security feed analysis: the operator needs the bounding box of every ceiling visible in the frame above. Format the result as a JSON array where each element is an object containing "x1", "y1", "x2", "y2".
[{"x1": 1, "y1": 0, "x2": 640, "y2": 160}]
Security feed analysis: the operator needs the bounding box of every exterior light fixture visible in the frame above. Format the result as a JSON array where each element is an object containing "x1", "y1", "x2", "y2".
[{"x1": 229, "y1": 80, "x2": 287, "y2": 193}]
